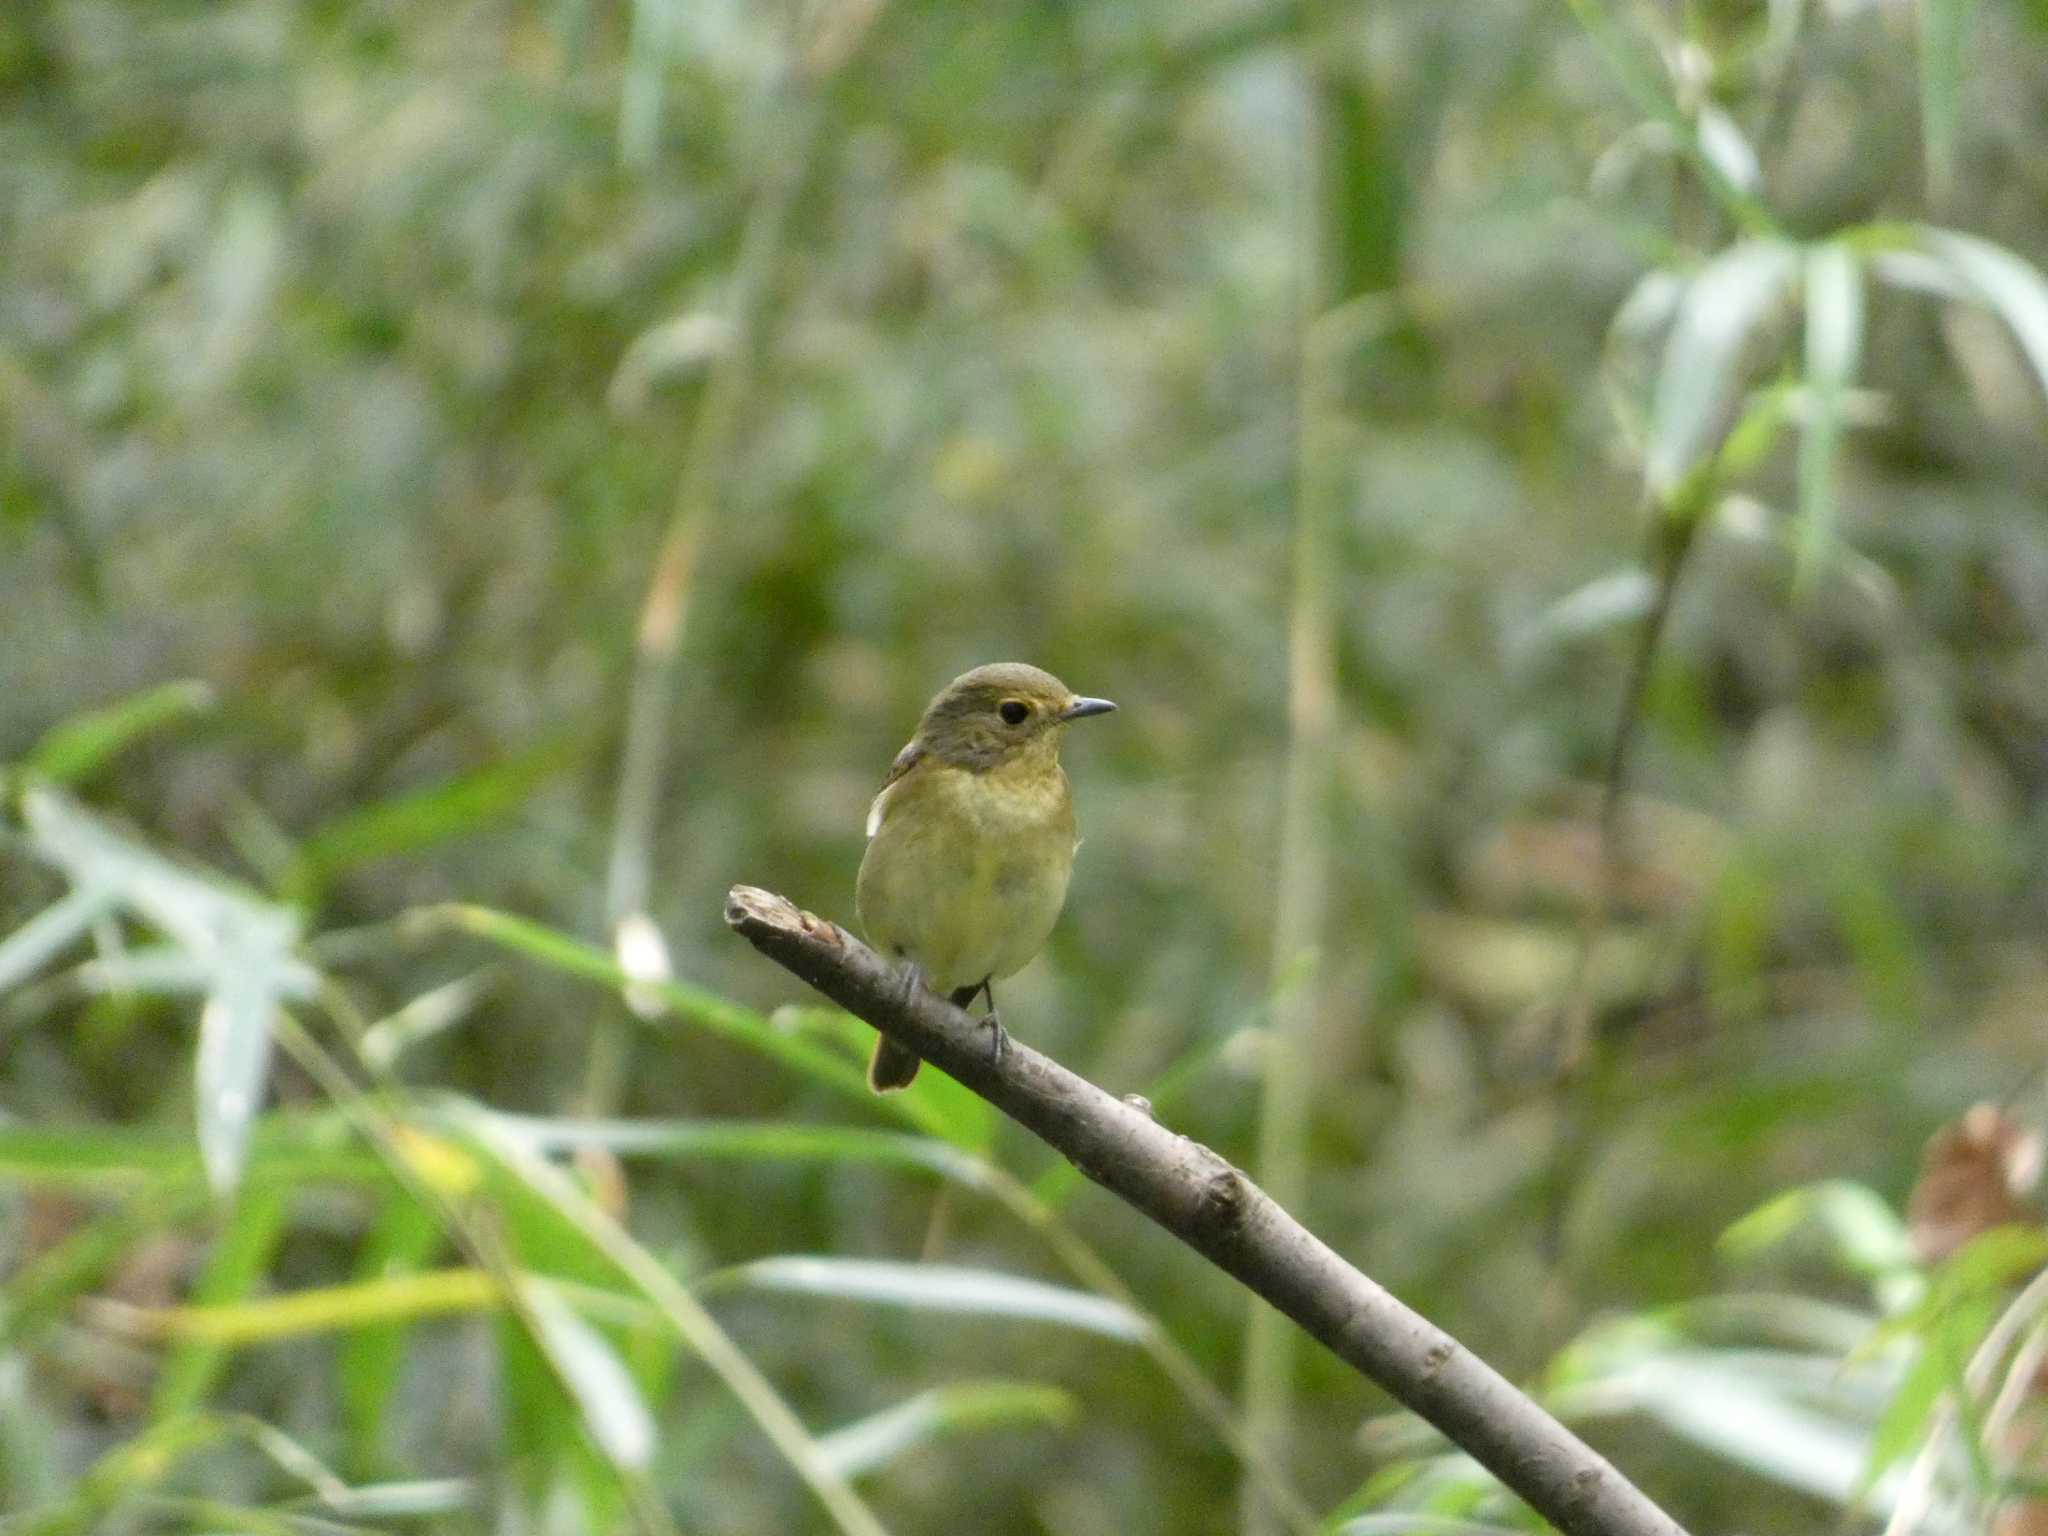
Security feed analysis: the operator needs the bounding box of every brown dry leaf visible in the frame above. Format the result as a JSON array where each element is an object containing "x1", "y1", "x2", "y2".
[{"x1": 1906, "y1": 1103, "x2": 2044, "y2": 1266}]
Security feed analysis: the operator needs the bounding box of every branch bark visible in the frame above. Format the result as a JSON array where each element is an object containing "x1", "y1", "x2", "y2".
[{"x1": 724, "y1": 885, "x2": 1690, "y2": 1536}]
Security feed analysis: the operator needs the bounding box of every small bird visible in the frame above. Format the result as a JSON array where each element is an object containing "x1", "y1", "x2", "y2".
[{"x1": 855, "y1": 662, "x2": 1117, "y2": 1092}]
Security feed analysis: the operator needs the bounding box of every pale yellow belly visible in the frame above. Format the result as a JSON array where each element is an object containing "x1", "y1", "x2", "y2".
[{"x1": 856, "y1": 776, "x2": 1076, "y2": 995}]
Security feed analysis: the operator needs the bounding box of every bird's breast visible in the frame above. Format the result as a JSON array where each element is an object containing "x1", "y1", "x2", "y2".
[{"x1": 855, "y1": 759, "x2": 1079, "y2": 992}]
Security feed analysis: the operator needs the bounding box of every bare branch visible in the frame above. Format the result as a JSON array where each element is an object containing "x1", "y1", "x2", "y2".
[{"x1": 724, "y1": 885, "x2": 1690, "y2": 1536}]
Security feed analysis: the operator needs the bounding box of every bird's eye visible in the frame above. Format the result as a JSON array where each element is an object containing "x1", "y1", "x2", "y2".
[{"x1": 998, "y1": 700, "x2": 1031, "y2": 725}]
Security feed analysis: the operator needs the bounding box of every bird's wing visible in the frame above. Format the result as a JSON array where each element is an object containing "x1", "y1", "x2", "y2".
[{"x1": 865, "y1": 741, "x2": 925, "y2": 838}]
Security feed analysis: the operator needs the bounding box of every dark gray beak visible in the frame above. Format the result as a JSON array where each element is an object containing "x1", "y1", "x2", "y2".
[{"x1": 1059, "y1": 696, "x2": 1118, "y2": 721}]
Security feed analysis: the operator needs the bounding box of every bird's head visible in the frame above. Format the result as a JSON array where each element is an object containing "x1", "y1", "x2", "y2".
[{"x1": 914, "y1": 662, "x2": 1116, "y2": 770}]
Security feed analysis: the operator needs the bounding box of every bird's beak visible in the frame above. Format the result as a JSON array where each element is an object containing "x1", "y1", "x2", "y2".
[{"x1": 1059, "y1": 696, "x2": 1118, "y2": 721}]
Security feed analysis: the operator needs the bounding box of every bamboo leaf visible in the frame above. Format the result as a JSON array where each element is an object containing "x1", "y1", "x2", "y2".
[
  {"x1": 815, "y1": 1380, "x2": 1078, "y2": 1479},
  {"x1": 339, "y1": 1194, "x2": 446, "y2": 1473},
  {"x1": 1720, "y1": 1180, "x2": 1914, "y2": 1280},
  {"x1": 1919, "y1": 225, "x2": 2048, "y2": 408},
  {"x1": 0, "y1": 887, "x2": 109, "y2": 994},
  {"x1": 1794, "y1": 243, "x2": 1866, "y2": 586},
  {"x1": 196, "y1": 970, "x2": 285, "y2": 1196},
  {"x1": 19, "y1": 789, "x2": 311, "y2": 1193},
  {"x1": 22, "y1": 680, "x2": 216, "y2": 787},
  {"x1": 287, "y1": 744, "x2": 574, "y2": 905},
  {"x1": 473, "y1": 1109, "x2": 992, "y2": 1188},
  {"x1": 149, "y1": 1184, "x2": 291, "y2": 1421},
  {"x1": 435, "y1": 904, "x2": 944, "y2": 1135},
  {"x1": 1919, "y1": 0, "x2": 1980, "y2": 205},
  {"x1": 1645, "y1": 240, "x2": 1799, "y2": 500},
  {"x1": 1585, "y1": 1348, "x2": 1893, "y2": 1507},
  {"x1": 518, "y1": 1279, "x2": 657, "y2": 1471},
  {"x1": 709, "y1": 1256, "x2": 1149, "y2": 1341}
]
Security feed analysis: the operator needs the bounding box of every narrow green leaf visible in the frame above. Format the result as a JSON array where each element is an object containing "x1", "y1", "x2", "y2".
[
  {"x1": 472, "y1": 1110, "x2": 991, "y2": 1188},
  {"x1": 18, "y1": 789, "x2": 310, "y2": 1192},
  {"x1": 1695, "y1": 105, "x2": 1759, "y2": 196},
  {"x1": 196, "y1": 971, "x2": 281, "y2": 1196},
  {"x1": 23, "y1": 680, "x2": 216, "y2": 787},
  {"x1": 1518, "y1": 568, "x2": 1657, "y2": 656},
  {"x1": 480, "y1": 1123, "x2": 672, "y2": 1522},
  {"x1": 1645, "y1": 240, "x2": 1799, "y2": 500},
  {"x1": 1794, "y1": 243, "x2": 1866, "y2": 587},
  {"x1": 0, "y1": 1115, "x2": 385, "y2": 1191},
  {"x1": 1335, "y1": 1520, "x2": 1521, "y2": 1535},
  {"x1": 287, "y1": 744, "x2": 573, "y2": 905},
  {"x1": 709, "y1": 1256, "x2": 1148, "y2": 1341},
  {"x1": 338, "y1": 1194, "x2": 446, "y2": 1475},
  {"x1": 295, "y1": 1478, "x2": 474, "y2": 1519},
  {"x1": 1919, "y1": 0, "x2": 1980, "y2": 205},
  {"x1": 496, "y1": 1309, "x2": 590, "y2": 1511},
  {"x1": 1863, "y1": 1296, "x2": 1994, "y2": 1490},
  {"x1": 1714, "y1": 379, "x2": 1797, "y2": 480},
  {"x1": 1911, "y1": 1225, "x2": 2048, "y2": 1325},
  {"x1": 519, "y1": 1279, "x2": 656, "y2": 1471},
  {"x1": 815, "y1": 1380, "x2": 1077, "y2": 1479},
  {"x1": 1719, "y1": 1180, "x2": 1914, "y2": 1279},
  {"x1": 1919, "y1": 225, "x2": 2048, "y2": 408},
  {"x1": 149, "y1": 1184, "x2": 291, "y2": 1422},
  {"x1": 358, "y1": 970, "x2": 493, "y2": 1071},
  {"x1": 465, "y1": 1120, "x2": 893, "y2": 1536},
  {"x1": 436, "y1": 904, "x2": 941, "y2": 1134},
  {"x1": 0, "y1": 887, "x2": 109, "y2": 995},
  {"x1": 123, "y1": 1268, "x2": 501, "y2": 1343},
  {"x1": 1562, "y1": 0, "x2": 1779, "y2": 234},
  {"x1": 1568, "y1": 1346, "x2": 1887, "y2": 1506}
]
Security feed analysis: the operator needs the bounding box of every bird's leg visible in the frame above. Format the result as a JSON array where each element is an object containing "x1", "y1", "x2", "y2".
[
  {"x1": 950, "y1": 977, "x2": 1005, "y2": 1066},
  {"x1": 895, "y1": 956, "x2": 928, "y2": 1011}
]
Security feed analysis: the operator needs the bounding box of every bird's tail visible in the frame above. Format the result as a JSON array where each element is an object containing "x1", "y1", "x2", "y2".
[
  {"x1": 866, "y1": 983, "x2": 982, "y2": 1092},
  {"x1": 867, "y1": 1037, "x2": 921, "y2": 1093}
]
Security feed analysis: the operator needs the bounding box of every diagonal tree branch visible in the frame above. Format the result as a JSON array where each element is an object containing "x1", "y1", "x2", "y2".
[{"x1": 724, "y1": 885, "x2": 1690, "y2": 1536}]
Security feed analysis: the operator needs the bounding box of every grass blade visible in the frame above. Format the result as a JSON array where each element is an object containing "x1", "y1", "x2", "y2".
[
  {"x1": 22, "y1": 680, "x2": 216, "y2": 787},
  {"x1": 815, "y1": 1381, "x2": 1077, "y2": 1480},
  {"x1": 0, "y1": 887, "x2": 108, "y2": 994},
  {"x1": 1646, "y1": 240, "x2": 1799, "y2": 501},
  {"x1": 1795, "y1": 242, "x2": 1866, "y2": 587},
  {"x1": 149, "y1": 1184, "x2": 291, "y2": 1422},
  {"x1": 518, "y1": 1278, "x2": 656, "y2": 1471},
  {"x1": 432, "y1": 904, "x2": 943, "y2": 1133},
  {"x1": 463, "y1": 1114, "x2": 893, "y2": 1536},
  {"x1": 286, "y1": 745, "x2": 573, "y2": 906},
  {"x1": 1919, "y1": 0, "x2": 1980, "y2": 206},
  {"x1": 472, "y1": 1109, "x2": 991, "y2": 1185},
  {"x1": 1919, "y1": 225, "x2": 2048, "y2": 409},
  {"x1": 338, "y1": 1194, "x2": 445, "y2": 1473},
  {"x1": 707, "y1": 1256, "x2": 1149, "y2": 1342},
  {"x1": 196, "y1": 972, "x2": 282, "y2": 1195}
]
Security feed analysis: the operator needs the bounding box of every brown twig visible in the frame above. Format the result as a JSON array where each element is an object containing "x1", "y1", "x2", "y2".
[{"x1": 724, "y1": 885, "x2": 1691, "y2": 1536}]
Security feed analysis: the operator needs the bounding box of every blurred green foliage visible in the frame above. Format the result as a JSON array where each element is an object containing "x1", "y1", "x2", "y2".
[{"x1": 4, "y1": 0, "x2": 2048, "y2": 1532}]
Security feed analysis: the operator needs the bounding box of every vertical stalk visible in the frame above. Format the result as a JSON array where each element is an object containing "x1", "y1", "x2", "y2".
[
  {"x1": 1239, "y1": 17, "x2": 1342, "y2": 1533},
  {"x1": 594, "y1": 10, "x2": 850, "y2": 1115},
  {"x1": 604, "y1": 90, "x2": 820, "y2": 954}
]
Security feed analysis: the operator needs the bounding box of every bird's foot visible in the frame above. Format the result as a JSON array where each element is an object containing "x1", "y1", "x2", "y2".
[
  {"x1": 895, "y1": 959, "x2": 927, "y2": 1010},
  {"x1": 979, "y1": 1009, "x2": 1009, "y2": 1068}
]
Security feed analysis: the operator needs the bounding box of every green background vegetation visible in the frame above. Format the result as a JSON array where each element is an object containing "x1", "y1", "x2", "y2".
[{"x1": 4, "y1": 0, "x2": 2048, "y2": 1531}]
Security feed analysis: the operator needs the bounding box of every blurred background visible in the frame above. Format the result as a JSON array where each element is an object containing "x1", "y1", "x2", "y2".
[{"x1": 5, "y1": 0, "x2": 2048, "y2": 1532}]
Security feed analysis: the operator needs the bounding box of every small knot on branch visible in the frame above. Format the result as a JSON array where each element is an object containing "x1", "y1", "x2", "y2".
[{"x1": 1196, "y1": 1157, "x2": 1249, "y2": 1236}]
